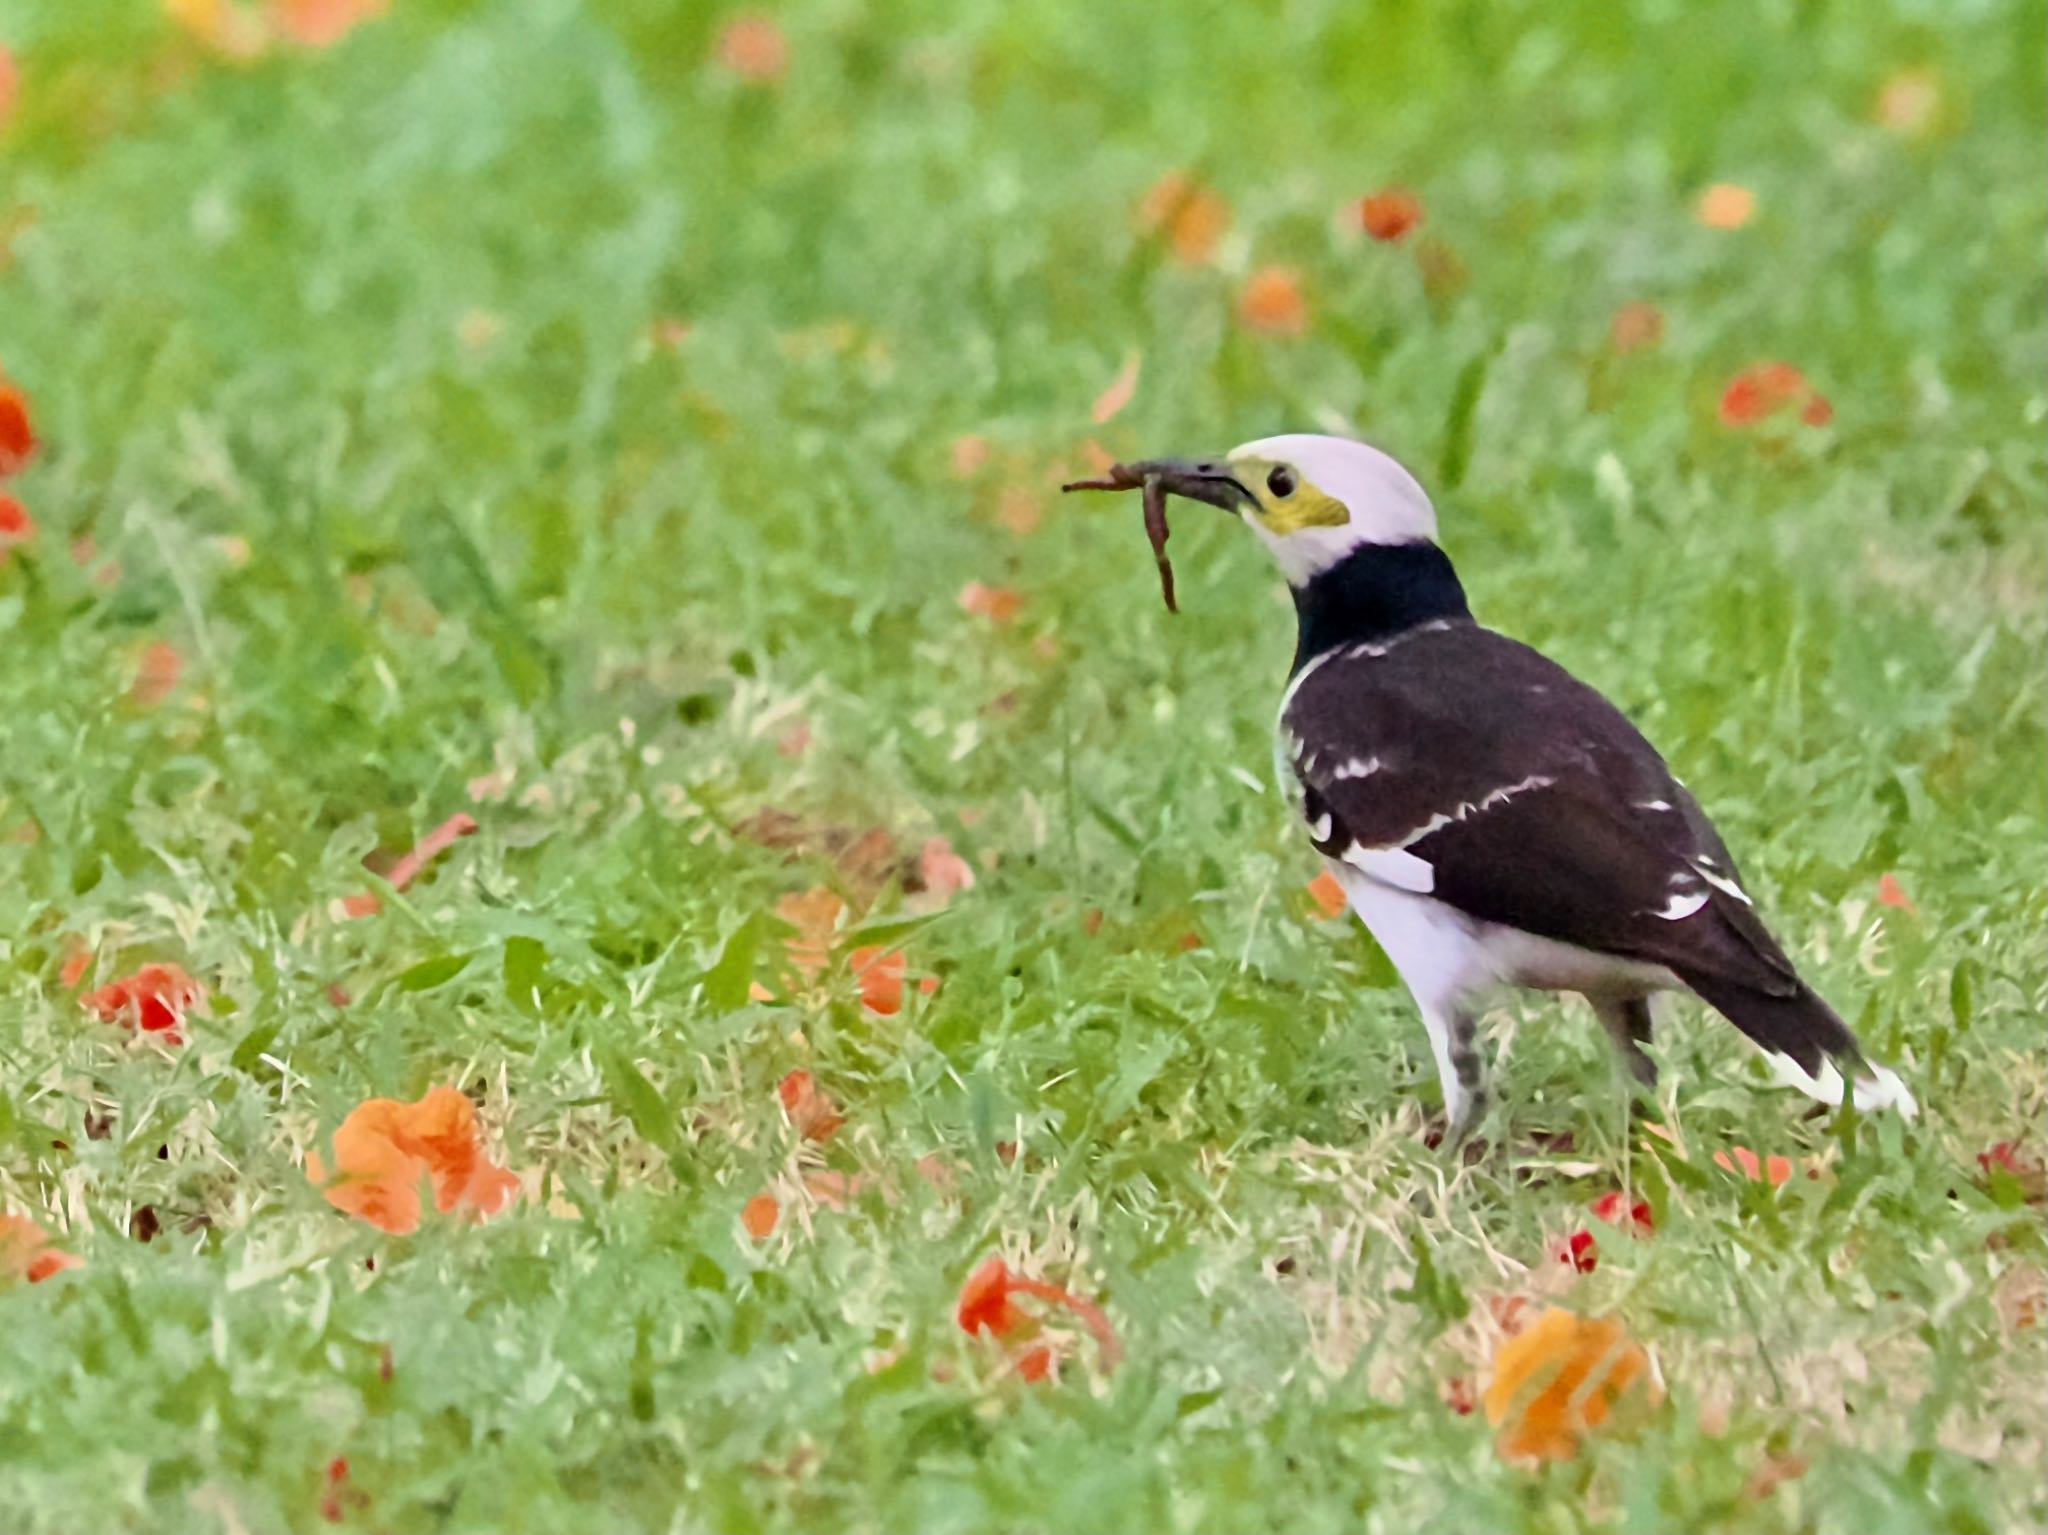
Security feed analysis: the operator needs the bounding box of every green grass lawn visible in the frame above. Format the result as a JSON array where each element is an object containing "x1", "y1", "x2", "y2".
[{"x1": 0, "y1": 1, "x2": 2043, "y2": 1530}]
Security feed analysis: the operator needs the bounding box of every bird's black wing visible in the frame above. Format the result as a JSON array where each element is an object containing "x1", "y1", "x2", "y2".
[{"x1": 1283, "y1": 620, "x2": 1800, "y2": 996}]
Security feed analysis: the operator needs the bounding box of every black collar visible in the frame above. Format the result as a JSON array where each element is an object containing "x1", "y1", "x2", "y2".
[{"x1": 1290, "y1": 542, "x2": 1471, "y2": 673}]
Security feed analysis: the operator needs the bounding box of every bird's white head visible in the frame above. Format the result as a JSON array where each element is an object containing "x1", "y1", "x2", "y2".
[{"x1": 1223, "y1": 434, "x2": 1437, "y2": 585}]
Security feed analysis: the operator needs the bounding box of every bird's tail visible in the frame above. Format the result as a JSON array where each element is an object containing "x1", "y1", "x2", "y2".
[{"x1": 1681, "y1": 972, "x2": 1919, "y2": 1118}]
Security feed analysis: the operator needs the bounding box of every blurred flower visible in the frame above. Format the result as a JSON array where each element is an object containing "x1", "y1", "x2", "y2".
[
  {"x1": 1090, "y1": 351, "x2": 1142, "y2": 425},
  {"x1": 1137, "y1": 171, "x2": 1230, "y2": 265},
  {"x1": 1238, "y1": 267, "x2": 1308, "y2": 336},
  {"x1": 1484, "y1": 1307, "x2": 1656, "y2": 1462},
  {"x1": 1354, "y1": 186, "x2": 1424, "y2": 242},
  {"x1": 319, "y1": 1454, "x2": 368, "y2": 1523},
  {"x1": 1714, "y1": 1145, "x2": 1792, "y2": 1186},
  {"x1": 1876, "y1": 872, "x2": 1917, "y2": 914},
  {"x1": 1442, "y1": 1375, "x2": 1478, "y2": 1415},
  {"x1": 130, "y1": 641, "x2": 184, "y2": 708},
  {"x1": 1978, "y1": 1142, "x2": 2046, "y2": 1202},
  {"x1": 0, "y1": 48, "x2": 17, "y2": 130},
  {"x1": 0, "y1": 1213, "x2": 82, "y2": 1283},
  {"x1": 84, "y1": 962, "x2": 206, "y2": 1044},
  {"x1": 1875, "y1": 68, "x2": 1942, "y2": 137},
  {"x1": 1695, "y1": 183, "x2": 1756, "y2": 230},
  {"x1": 0, "y1": 494, "x2": 34, "y2": 563},
  {"x1": 742, "y1": 1192, "x2": 780, "y2": 1239},
  {"x1": 309, "y1": 1085, "x2": 521, "y2": 1235},
  {"x1": 777, "y1": 887, "x2": 844, "y2": 979},
  {"x1": 948, "y1": 434, "x2": 991, "y2": 479},
  {"x1": 996, "y1": 487, "x2": 1041, "y2": 536},
  {"x1": 959, "y1": 581, "x2": 1024, "y2": 623},
  {"x1": 58, "y1": 939, "x2": 93, "y2": 989},
  {"x1": 716, "y1": 14, "x2": 788, "y2": 84},
  {"x1": 456, "y1": 308, "x2": 502, "y2": 349},
  {"x1": 165, "y1": 0, "x2": 271, "y2": 60},
  {"x1": 1718, "y1": 361, "x2": 1831, "y2": 430},
  {"x1": 1306, "y1": 869, "x2": 1347, "y2": 920},
  {"x1": 270, "y1": 0, "x2": 387, "y2": 48},
  {"x1": 0, "y1": 379, "x2": 36, "y2": 475},
  {"x1": 957, "y1": 1254, "x2": 1121, "y2": 1380},
  {"x1": 777, "y1": 1070, "x2": 844, "y2": 1142},
  {"x1": 1590, "y1": 1191, "x2": 1653, "y2": 1236},
  {"x1": 919, "y1": 836, "x2": 976, "y2": 903},
  {"x1": 1609, "y1": 301, "x2": 1665, "y2": 353}
]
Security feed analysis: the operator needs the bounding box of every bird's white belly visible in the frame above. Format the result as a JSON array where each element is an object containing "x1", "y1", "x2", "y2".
[{"x1": 1327, "y1": 861, "x2": 1675, "y2": 1004}]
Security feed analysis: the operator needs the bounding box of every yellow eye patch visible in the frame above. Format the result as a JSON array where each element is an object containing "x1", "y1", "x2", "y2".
[
  {"x1": 1262, "y1": 485, "x2": 1350, "y2": 533},
  {"x1": 1232, "y1": 458, "x2": 1351, "y2": 533}
]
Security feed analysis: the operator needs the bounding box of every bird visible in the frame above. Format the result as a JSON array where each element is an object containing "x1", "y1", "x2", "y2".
[{"x1": 1103, "y1": 433, "x2": 1917, "y2": 1145}]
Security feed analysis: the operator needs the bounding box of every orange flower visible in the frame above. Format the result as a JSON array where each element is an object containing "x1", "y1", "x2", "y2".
[
  {"x1": 1306, "y1": 869, "x2": 1348, "y2": 920},
  {"x1": 0, "y1": 493, "x2": 34, "y2": 562},
  {"x1": 1609, "y1": 301, "x2": 1665, "y2": 353},
  {"x1": 1484, "y1": 1307, "x2": 1656, "y2": 1462},
  {"x1": 1355, "y1": 187, "x2": 1424, "y2": 243},
  {"x1": 1696, "y1": 183, "x2": 1756, "y2": 230},
  {"x1": 777, "y1": 1070, "x2": 844, "y2": 1142},
  {"x1": 1714, "y1": 1146, "x2": 1793, "y2": 1186},
  {"x1": 0, "y1": 380, "x2": 36, "y2": 475},
  {"x1": 1718, "y1": 361, "x2": 1831, "y2": 430},
  {"x1": 956, "y1": 1254, "x2": 1121, "y2": 1380},
  {"x1": 310, "y1": 1085, "x2": 520, "y2": 1235},
  {"x1": 715, "y1": 14, "x2": 788, "y2": 84},
  {"x1": 959, "y1": 581, "x2": 1024, "y2": 623},
  {"x1": 1876, "y1": 871, "x2": 1917, "y2": 914},
  {"x1": 849, "y1": 945, "x2": 937, "y2": 1014},
  {"x1": 0, "y1": 47, "x2": 16, "y2": 130},
  {"x1": 1090, "y1": 351, "x2": 1142, "y2": 425},
  {"x1": 84, "y1": 962, "x2": 206, "y2": 1044},
  {"x1": 1137, "y1": 171, "x2": 1230, "y2": 266},
  {"x1": 1238, "y1": 267, "x2": 1308, "y2": 336},
  {"x1": 130, "y1": 641, "x2": 184, "y2": 708},
  {"x1": 0, "y1": 1213, "x2": 83, "y2": 1283},
  {"x1": 742, "y1": 1192, "x2": 780, "y2": 1239},
  {"x1": 269, "y1": 0, "x2": 387, "y2": 48}
]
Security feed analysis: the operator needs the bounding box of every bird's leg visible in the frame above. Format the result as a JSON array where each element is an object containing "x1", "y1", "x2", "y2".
[
  {"x1": 1591, "y1": 995, "x2": 1658, "y2": 1092},
  {"x1": 1425, "y1": 1004, "x2": 1490, "y2": 1150}
]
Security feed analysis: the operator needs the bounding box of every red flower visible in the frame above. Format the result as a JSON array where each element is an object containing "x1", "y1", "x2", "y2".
[
  {"x1": 1355, "y1": 187, "x2": 1424, "y2": 243},
  {"x1": 1589, "y1": 1191, "x2": 1654, "y2": 1236},
  {"x1": 1556, "y1": 1229, "x2": 1598, "y2": 1273},
  {"x1": 956, "y1": 1254, "x2": 1121, "y2": 1381},
  {"x1": 0, "y1": 1213, "x2": 83, "y2": 1283},
  {"x1": 84, "y1": 962, "x2": 206, "y2": 1044},
  {"x1": 1718, "y1": 361, "x2": 1831, "y2": 431},
  {"x1": 0, "y1": 494, "x2": 34, "y2": 562},
  {"x1": 1442, "y1": 1375, "x2": 1478, "y2": 1415},
  {"x1": 0, "y1": 381, "x2": 36, "y2": 475},
  {"x1": 777, "y1": 1070, "x2": 844, "y2": 1142}
]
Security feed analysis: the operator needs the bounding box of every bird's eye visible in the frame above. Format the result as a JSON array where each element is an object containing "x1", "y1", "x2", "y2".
[{"x1": 1267, "y1": 466, "x2": 1297, "y2": 498}]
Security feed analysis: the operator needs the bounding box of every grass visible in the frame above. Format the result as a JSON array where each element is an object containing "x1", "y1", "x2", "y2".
[{"x1": 0, "y1": 0, "x2": 2043, "y2": 1530}]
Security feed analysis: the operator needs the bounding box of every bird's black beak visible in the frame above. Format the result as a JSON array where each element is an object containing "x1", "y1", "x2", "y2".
[{"x1": 1125, "y1": 457, "x2": 1255, "y2": 511}]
